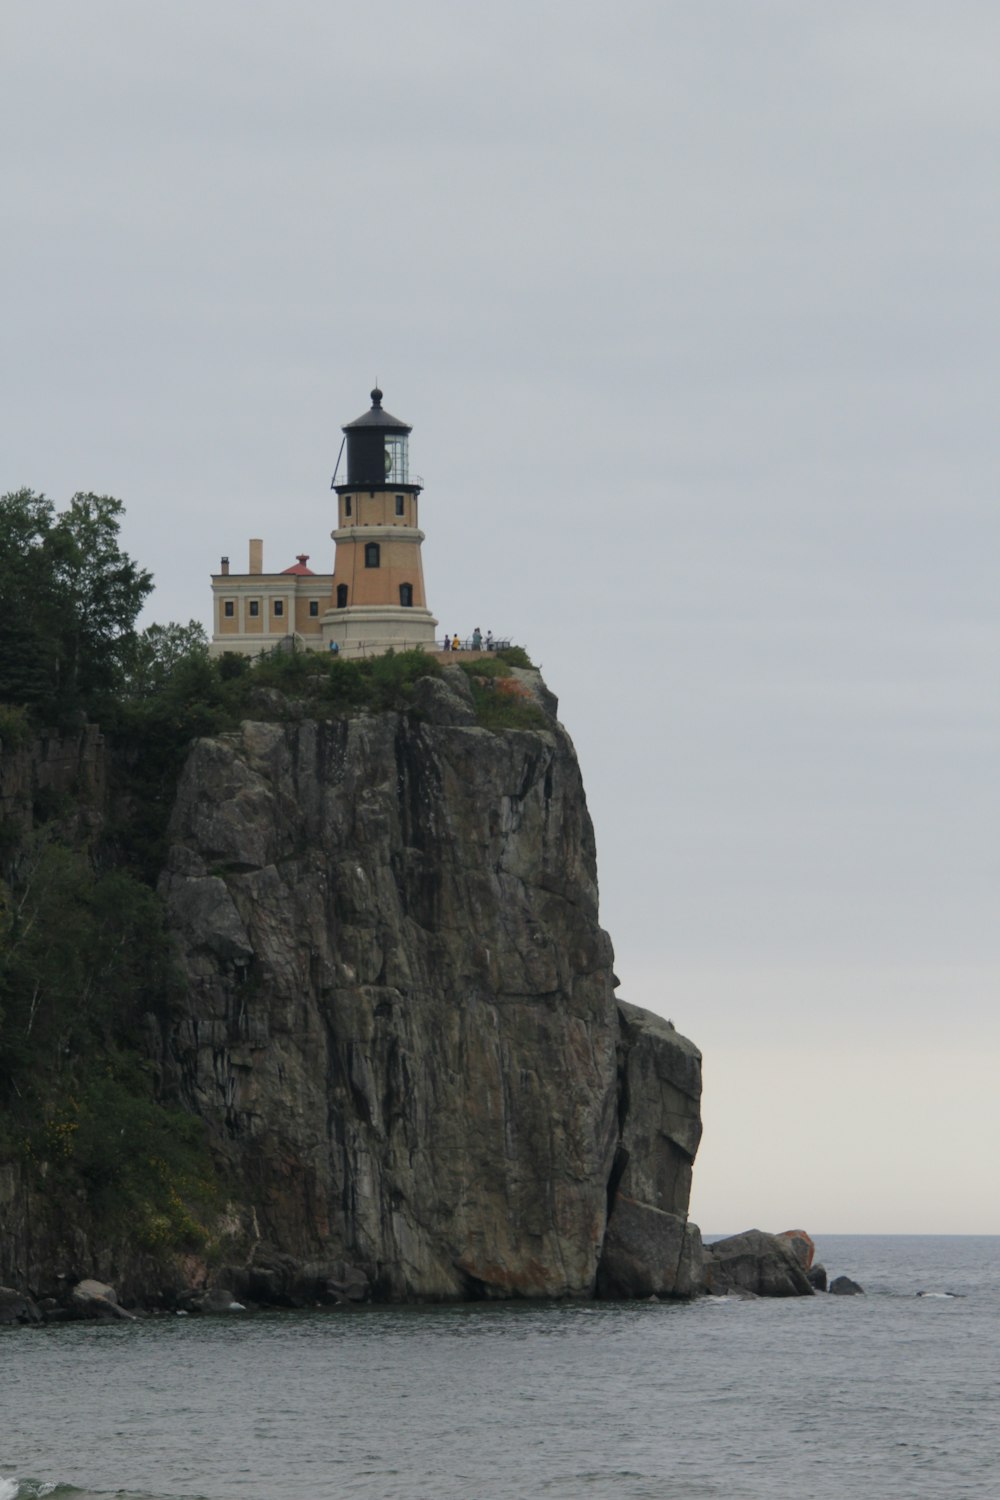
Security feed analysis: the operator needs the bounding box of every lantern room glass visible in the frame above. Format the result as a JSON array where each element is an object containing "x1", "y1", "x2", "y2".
[{"x1": 383, "y1": 434, "x2": 409, "y2": 484}]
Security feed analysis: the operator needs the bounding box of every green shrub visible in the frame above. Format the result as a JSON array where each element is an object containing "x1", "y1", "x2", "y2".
[
  {"x1": 0, "y1": 703, "x2": 32, "y2": 749},
  {"x1": 460, "y1": 675, "x2": 548, "y2": 731},
  {"x1": 495, "y1": 645, "x2": 535, "y2": 669},
  {"x1": 458, "y1": 657, "x2": 510, "y2": 681},
  {"x1": 359, "y1": 648, "x2": 442, "y2": 709},
  {"x1": 217, "y1": 651, "x2": 250, "y2": 681}
]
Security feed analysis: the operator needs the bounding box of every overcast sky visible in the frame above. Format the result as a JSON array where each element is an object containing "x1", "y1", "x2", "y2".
[{"x1": 4, "y1": 1, "x2": 998, "y2": 1234}]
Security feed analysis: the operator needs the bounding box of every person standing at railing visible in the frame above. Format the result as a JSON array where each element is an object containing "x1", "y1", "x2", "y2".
[
  {"x1": 485, "y1": 630, "x2": 493, "y2": 651},
  {"x1": 472, "y1": 627, "x2": 482, "y2": 650},
  {"x1": 443, "y1": 634, "x2": 451, "y2": 651},
  {"x1": 452, "y1": 633, "x2": 460, "y2": 651}
]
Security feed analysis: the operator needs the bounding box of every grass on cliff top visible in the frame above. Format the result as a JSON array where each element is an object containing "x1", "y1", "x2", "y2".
[
  {"x1": 456, "y1": 662, "x2": 549, "y2": 731},
  {"x1": 454, "y1": 646, "x2": 548, "y2": 731},
  {"x1": 250, "y1": 643, "x2": 444, "y2": 711}
]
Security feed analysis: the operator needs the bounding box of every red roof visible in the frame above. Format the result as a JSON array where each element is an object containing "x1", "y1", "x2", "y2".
[{"x1": 281, "y1": 553, "x2": 315, "y2": 576}]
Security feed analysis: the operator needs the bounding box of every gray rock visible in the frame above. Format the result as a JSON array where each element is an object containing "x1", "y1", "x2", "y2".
[
  {"x1": 232, "y1": 1251, "x2": 371, "y2": 1306},
  {"x1": 595, "y1": 1001, "x2": 703, "y2": 1300},
  {"x1": 325, "y1": 1272, "x2": 370, "y2": 1304},
  {"x1": 181, "y1": 1286, "x2": 247, "y2": 1314},
  {"x1": 597, "y1": 1196, "x2": 703, "y2": 1299},
  {"x1": 828, "y1": 1275, "x2": 865, "y2": 1296},
  {"x1": 74, "y1": 1277, "x2": 118, "y2": 1303},
  {"x1": 703, "y1": 1230, "x2": 814, "y2": 1297},
  {"x1": 158, "y1": 708, "x2": 628, "y2": 1300},
  {"x1": 153, "y1": 702, "x2": 705, "y2": 1302},
  {"x1": 69, "y1": 1279, "x2": 136, "y2": 1320},
  {"x1": 777, "y1": 1229, "x2": 816, "y2": 1268},
  {"x1": 246, "y1": 686, "x2": 294, "y2": 719},
  {"x1": 807, "y1": 1262, "x2": 828, "y2": 1292},
  {"x1": 158, "y1": 873, "x2": 254, "y2": 967},
  {"x1": 508, "y1": 668, "x2": 559, "y2": 720},
  {"x1": 410, "y1": 670, "x2": 477, "y2": 726},
  {"x1": 613, "y1": 1001, "x2": 702, "y2": 1215},
  {"x1": 0, "y1": 723, "x2": 105, "y2": 849},
  {"x1": 0, "y1": 1286, "x2": 42, "y2": 1325}
]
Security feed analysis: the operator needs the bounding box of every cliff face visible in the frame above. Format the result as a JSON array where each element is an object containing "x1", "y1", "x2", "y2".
[
  {"x1": 0, "y1": 721, "x2": 106, "y2": 847},
  {"x1": 0, "y1": 667, "x2": 703, "y2": 1304},
  {"x1": 156, "y1": 667, "x2": 703, "y2": 1300}
]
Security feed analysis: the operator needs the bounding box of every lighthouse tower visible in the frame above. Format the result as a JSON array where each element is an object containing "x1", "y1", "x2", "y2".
[{"x1": 321, "y1": 388, "x2": 438, "y2": 658}]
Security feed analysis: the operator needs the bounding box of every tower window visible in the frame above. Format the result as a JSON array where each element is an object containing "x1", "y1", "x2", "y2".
[
  {"x1": 274, "y1": 600, "x2": 284, "y2": 617},
  {"x1": 249, "y1": 600, "x2": 260, "y2": 617},
  {"x1": 365, "y1": 542, "x2": 381, "y2": 568},
  {"x1": 345, "y1": 496, "x2": 352, "y2": 517},
  {"x1": 224, "y1": 600, "x2": 234, "y2": 618},
  {"x1": 337, "y1": 584, "x2": 348, "y2": 609},
  {"x1": 399, "y1": 583, "x2": 413, "y2": 607},
  {"x1": 395, "y1": 494, "x2": 405, "y2": 517},
  {"x1": 309, "y1": 600, "x2": 319, "y2": 617}
]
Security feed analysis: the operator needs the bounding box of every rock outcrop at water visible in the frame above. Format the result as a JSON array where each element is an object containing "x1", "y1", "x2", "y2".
[
  {"x1": 829, "y1": 1275, "x2": 865, "y2": 1296},
  {"x1": 0, "y1": 1286, "x2": 43, "y2": 1325},
  {"x1": 153, "y1": 666, "x2": 703, "y2": 1302},
  {"x1": 597, "y1": 1004, "x2": 704, "y2": 1299},
  {"x1": 703, "y1": 1230, "x2": 815, "y2": 1297}
]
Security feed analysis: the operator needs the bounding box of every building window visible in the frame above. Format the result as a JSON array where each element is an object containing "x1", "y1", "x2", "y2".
[
  {"x1": 337, "y1": 584, "x2": 348, "y2": 609},
  {"x1": 399, "y1": 583, "x2": 413, "y2": 607},
  {"x1": 395, "y1": 494, "x2": 405, "y2": 517},
  {"x1": 274, "y1": 600, "x2": 284, "y2": 617},
  {"x1": 365, "y1": 542, "x2": 380, "y2": 568},
  {"x1": 345, "y1": 496, "x2": 352, "y2": 517},
  {"x1": 224, "y1": 600, "x2": 234, "y2": 618},
  {"x1": 309, "y1": 600, "x2": 319, "y2": 617},
  {"x1": 249, "y1": 600, "x2": 260, "y2": 617}
]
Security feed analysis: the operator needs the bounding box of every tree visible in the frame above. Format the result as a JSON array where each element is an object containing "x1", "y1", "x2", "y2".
[
  {"x1": 49, "y1": 492, "x2": 154, "y2": 706},
  {"x1": 127, "y1": 619, "x2": 209, "y2": 697},
  {"x1": 0, "y1": 489, "x2": 153, "y2": 718},
  {"x1": 0, "y1": 489, "x2": 62, "y2": 709}
]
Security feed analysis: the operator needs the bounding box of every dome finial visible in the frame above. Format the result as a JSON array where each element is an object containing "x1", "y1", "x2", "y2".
[{"x1": 371, "y1": 384, "x2": 383, "y2": 409}]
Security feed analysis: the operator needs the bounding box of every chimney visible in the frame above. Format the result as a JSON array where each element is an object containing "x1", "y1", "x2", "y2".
[
  {"x1": 249, "y1": 538, "x2": 263, "y2": 575},
  {"x1": 220, "y1": 556, "x2": 230, "y2": 576}
]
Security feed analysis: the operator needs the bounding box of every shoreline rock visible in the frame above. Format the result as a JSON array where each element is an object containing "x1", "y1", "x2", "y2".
[
  {"x1": 703, "y1": 1231, "x2": 815, "y2": 1297},
  {"x1": 828, "y1": 1275, "x2": 865, "y2": 1296}
]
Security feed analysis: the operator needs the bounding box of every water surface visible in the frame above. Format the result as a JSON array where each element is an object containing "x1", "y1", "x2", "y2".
[{"x1": 3, "y1": 1236, "x2": 997, "y2": 1499}]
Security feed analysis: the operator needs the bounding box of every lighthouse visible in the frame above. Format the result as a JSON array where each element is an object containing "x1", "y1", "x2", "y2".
[
  {"x1": 209, "y1": 387, "x2": 438, "y2": 659},
  {"x1": 322, "y1": 388, "x2": 438, "y2": 657}
]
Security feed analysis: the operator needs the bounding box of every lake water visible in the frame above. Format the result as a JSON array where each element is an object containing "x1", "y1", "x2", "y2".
[{"x1": 2, "y1": 1236, "x2": 998, "y2": 1499}]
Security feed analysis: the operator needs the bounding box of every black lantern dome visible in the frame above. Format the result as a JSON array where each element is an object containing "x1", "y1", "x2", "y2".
[{"x1": 339, "y1": 387, "x2": 419, "y2": 491}]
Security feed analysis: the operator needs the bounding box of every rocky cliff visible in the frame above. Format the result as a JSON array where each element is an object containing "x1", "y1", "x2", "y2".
[
  {"x1": 1, "y1": 665, "x2": 703, "y2": 1304},
  {"x1": 156, "y1": 665, "x2": 703, "y2": 1301}
]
